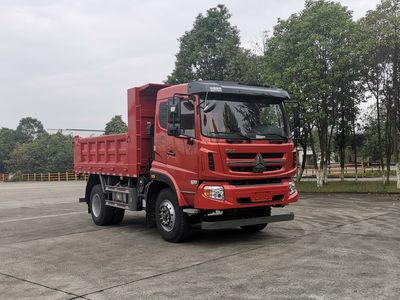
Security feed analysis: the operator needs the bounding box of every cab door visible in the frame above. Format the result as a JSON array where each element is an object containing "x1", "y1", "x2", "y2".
[{"x1": 165, "y1": 98, "x2": 199, "y2": 203}]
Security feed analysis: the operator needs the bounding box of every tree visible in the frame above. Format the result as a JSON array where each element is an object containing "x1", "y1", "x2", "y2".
[
  {"x1": 16, "y1": 117, "x2": 45, "y2": 142},
  {"x1": 263, "y1": 0, "x2": 360, "y2": 186},
  {"x1": 0, "y1": 117, "x2": 47, "y2": 173},
  {"x1": 358, "y1": 11, "x2": 387, "y2": 178},
  {"x1": 105, "y1": 115, "x2": 127, "y2": 135},
  {"x1": 362, "y1": 105, "x2": 387, "y2": 165},
  {"x1": 0, "y1": 128, "x2": 20, "y2": 172},
  {"x1": 6, "y1": 132, "x2": 73, "y2": 173},
  {"x1": 226, "y1": 49, "x2": 263, "y2": 85},
  {"x1": 166, "y1": 5, "x2": 241, "y2": 83},
  {"x1": 359, "y1": 0, "x2": 400, "y2": 187}
]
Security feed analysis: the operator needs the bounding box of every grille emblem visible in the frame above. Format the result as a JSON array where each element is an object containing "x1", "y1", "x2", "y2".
[{"x1": 253, "y1": 154, "x2": 266, "y2": 173}]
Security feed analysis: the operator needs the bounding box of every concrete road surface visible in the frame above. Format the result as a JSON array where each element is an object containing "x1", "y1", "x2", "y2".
[{"x1": 0, "y1": 181, "x2": 399, "y2": 299}]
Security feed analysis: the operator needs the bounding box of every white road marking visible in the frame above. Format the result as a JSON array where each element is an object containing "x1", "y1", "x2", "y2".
[{"x1": 0, "y1": 211, "x2": 86, "y2": 224}]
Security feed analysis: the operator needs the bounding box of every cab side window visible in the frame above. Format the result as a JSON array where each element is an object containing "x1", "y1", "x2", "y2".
[
  {"x1": 159, "y1": 102, "x2": 168, "y2": 129},
  {"x1": 180, "y1": 99, "x2": 195, "y2": 138}
]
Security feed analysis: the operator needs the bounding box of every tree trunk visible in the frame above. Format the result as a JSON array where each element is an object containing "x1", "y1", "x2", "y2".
[
  {"x1": 318, "y1": 121, "x2": 327, "y2": 187},
  {"x1": 340, "y1": 138, "x2": 345, "y2": 181},
  {"x1": 298, "y1": 130, "x2": 308, "y2": 183},
  {"x1": 322, "y1": 162, "x2": 328, "y2": 185},
  {"x1": 309, "y1": 130, "x2": 320, "y2": 187},
  {"x1": 354, "y1": 144, "x2": 358, "y2": 182},
  {"x1": 299, "y1": 149, "x2": 307, "y2": 181},
  {"x1": 393, "y1": 39, "x2": 399, "y2": 188},
  {"x1": 319, "y1": 145, "x2": 325, "y2": 188},
  {"x1": 352, "y1": 100, "x2": 358, "y2": 182},
  {"x1": 316, "y1": 169, "x2": 323, "y2": 187},
  {"x1": 376, "y1": 88, "x2": 385, "y2": 178},
  {"x1": 382, "y1": 172, "x2": 387, "y2": 184},
  {"x1": 386, "y1": 156, "x2": 391, "y2": 184},
  {"x1": 385, "y1": 102, "x2": 392, "y2": 185},
  {"x1": 324, "y1": 124, "x2": 335, "y2": 185},
  {"x1": 339, "y1": 120, "x2": 345, "y2": 182}
]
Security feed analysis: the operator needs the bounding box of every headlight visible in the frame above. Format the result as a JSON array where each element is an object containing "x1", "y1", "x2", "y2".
[
  {"x1": 289, "y1": 178, "x2": 296, "y2": 195},
  {"x1": 202, "y1": 186, "x2": 225, "y2": 200}
]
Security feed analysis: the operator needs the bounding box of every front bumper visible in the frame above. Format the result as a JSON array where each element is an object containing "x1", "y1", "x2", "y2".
[
  {"x1": 194, "y1": 178, "x2": 298, "y2": 210},
  {"x1": 201, "y1": 212, "x2": 294, "y2": 230}
]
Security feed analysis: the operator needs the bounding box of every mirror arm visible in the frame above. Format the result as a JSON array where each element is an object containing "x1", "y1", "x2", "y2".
[
  {"x1": 196, "y1": 91, "x2": 209, "y2": 111},
  {"x1": 187, "y1": 137, "x2": 194, "y2": 145}
]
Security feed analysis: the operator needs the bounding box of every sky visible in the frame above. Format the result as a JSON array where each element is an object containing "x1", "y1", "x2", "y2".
[{"x1": 0, "y1": 0, "x2": 381, "y2": 133}]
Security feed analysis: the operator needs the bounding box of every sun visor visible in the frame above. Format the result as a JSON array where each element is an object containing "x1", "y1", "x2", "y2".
[{"x1": 188, "y1": 81, "x2": 290, "y2": 100}]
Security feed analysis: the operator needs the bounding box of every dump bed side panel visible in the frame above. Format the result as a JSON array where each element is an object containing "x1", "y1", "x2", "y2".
[
  {"x1": 73, "y1": 83, "x2": 169, "y2": 178},
  {"x1": 73, "y1": 133, "x2": 129, "y2": 176}
]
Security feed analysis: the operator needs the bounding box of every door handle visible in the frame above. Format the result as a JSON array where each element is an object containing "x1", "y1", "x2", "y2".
[{"x1": 166, "y1": 150, "x2": 176, "y2": 157}]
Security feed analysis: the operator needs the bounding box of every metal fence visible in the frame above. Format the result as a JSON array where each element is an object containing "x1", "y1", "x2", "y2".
[
  {"x1": 0, "y1": 164, "x2": 395, "y2": 182},
  {"x1": 303, "y1": 163, "x2": 395, "y2": 177},
  {"x1": 0, "y1": 172, "x2": 88, "y2": 182}
]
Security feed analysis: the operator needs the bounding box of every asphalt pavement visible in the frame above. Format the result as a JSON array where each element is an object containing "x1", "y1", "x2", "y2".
[{"x1": 0, "y1": 181, "x2": 399, "y2": 299}]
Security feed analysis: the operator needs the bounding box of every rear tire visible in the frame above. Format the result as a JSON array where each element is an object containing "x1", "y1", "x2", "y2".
[
  {"x1": 90, "y1": 184, "x2": 113, "y2": 226},
  {"x1": 240, "y1": 223, "x2": 268, "y2": 232},
  {"x1": 155, "y1": 189, "x2": 191, "y2": 243}
]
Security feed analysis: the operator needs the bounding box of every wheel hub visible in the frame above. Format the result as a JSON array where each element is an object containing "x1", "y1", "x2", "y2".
[
  {"x1": 92, "y1": 194, "x2": 101, "y2": 218},
  {"x1": 159, "y1": 199, "x2": 175, "y2": 232}
]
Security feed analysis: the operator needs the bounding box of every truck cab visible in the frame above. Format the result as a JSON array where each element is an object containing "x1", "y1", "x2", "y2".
[{"x1": 74, "y1": 81, "x2": 299, "y2": 242}]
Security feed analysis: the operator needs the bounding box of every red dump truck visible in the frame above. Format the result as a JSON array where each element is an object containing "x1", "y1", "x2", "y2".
[{"x1": 74, "y1": 81, "x2": 299, "y2": 242}]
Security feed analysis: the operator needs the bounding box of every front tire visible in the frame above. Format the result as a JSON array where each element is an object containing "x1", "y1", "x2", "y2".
[
  {"x1": 155, "y1": 189, "x2": 191, "y2": 242},
  {"x1": 90, "y1": 184, "x2": 114, "y2": 226}
]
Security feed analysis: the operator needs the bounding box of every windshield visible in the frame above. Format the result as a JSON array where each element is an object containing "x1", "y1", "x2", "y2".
[{"x1": 200, "y1": 94, "x2": 289, "y2": 140}]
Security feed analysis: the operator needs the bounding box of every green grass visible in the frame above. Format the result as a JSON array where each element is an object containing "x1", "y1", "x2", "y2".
[{"x1": 297, "y1": 181, "x2": 400, "y2": 193}]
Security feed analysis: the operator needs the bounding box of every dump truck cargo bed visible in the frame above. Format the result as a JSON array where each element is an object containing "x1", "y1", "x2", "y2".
[
  {"x1": 73, "y1": 83, "x2": 169, "y2": 177},
  {"x1": 73, "y1": 133, "x2": 131, "y2": 176}
]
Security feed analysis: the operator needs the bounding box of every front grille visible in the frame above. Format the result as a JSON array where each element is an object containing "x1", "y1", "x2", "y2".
[
  {"x1": 262, "y1": 153, "x2": 284, "y2": 159},
  {"x1": 227, "y1": 153, "x2": 256, "y2": 159},
  {"x1": 230, "y1": 166, "x2": 281, "y2": 172},
  {"x1": 227, "y1": 152, "x2": 284, "y2": 159},
  {"x1": 226, "y1": 151, "x2": 285, "y2": 173},
  {"x1": 229, "y1": 178, "x2": 282, "y2": 186}
]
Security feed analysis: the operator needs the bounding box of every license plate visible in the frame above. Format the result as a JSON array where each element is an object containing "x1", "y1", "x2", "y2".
[{"x1": 253, "y1": 192, "x2": 270, "y2": 202}]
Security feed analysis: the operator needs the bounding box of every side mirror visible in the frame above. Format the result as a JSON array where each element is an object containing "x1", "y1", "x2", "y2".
[
  {"x1": 168, "y1": 96, "x2": 181, "y2": 124},
  {"x1": 167, "y1": 96, "x2": 181, "y2": 136},
  {"x1": 167, "y1": 123, "x2": 181, "y2": 136}
]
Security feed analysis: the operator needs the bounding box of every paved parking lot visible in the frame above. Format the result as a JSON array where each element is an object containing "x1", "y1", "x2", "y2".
[{"x1": 0, "y1": 181, "x2": 399, "y2": 299}]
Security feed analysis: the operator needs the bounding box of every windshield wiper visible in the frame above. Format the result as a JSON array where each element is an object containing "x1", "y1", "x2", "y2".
[
  {"x1": 230, "y1": 131, "x2": 252, "y2": 142},
  {"x1": 262, "y1": 133, "x2": 288, "y2": 142},
  {"x1": 209, "y1": 131, "x2": 252, "y2": 143}
]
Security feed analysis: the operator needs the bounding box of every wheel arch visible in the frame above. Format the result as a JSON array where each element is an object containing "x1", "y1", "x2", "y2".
[
  {"x1": 146, "y1": 181, "x2": 170, "y2": 207},
  {"x1": 148, "y1": 171, "x2": 189, "y2": 207},
  {"x1": 144, "y1": 180, "x2": 170, "y2": 228},
  {"x1": 85, "y1": 174, "x2": 102, "y2": 203}
]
